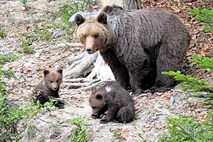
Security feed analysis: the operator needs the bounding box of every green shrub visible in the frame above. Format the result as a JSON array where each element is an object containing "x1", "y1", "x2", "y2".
[
  {"x1": 188, "y1": 8, "x2": 213, "y2": 32},
  {"x1": 158, "y1": 115, "x2": 213, "y2": 142},
  {"x1": 162, "y1": 54, "x2": 213, "y2": 108},
  {"x1": 67, "y1": 117, "x2": 87, "y2": 142},
  {"x1": 58, "y1": 0, "x2": 92, "y2": 32}
]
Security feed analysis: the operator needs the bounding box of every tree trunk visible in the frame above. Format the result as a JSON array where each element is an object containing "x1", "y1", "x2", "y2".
[{"x1": 96, "y1": 0, "x2": 141, "y2": 9}]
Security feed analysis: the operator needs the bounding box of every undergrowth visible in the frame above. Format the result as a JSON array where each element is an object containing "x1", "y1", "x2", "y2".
[
  {"x1": 17, "y1": 0, "x2": 92, "y2": 53},
  {"x1": 159, "y1": 54, "x2": 213, "y2": 141},
  {"x1": 188, "y1": 8, "x2": 213, "y2": 33},
  {"x1": 163, "y1": 54, "x2": 213, "y2": 108},
  {"x1": 0, "y1": 27, "x2": 6, "y2": 38},
  {"x1": 67, "y1": 117, "x2": 88, "y2": 142},
  {"x1": 58, "y1": 0, "x2": 92, "y2": 33},
  {"x1": 0, "y1": 54, "x2": 40, "y2": 141},
  {"x1": 158, "y1": 115, "x2": 213, "y2": 141}
]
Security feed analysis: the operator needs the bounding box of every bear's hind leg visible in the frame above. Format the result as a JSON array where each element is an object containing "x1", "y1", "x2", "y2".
[
  {"x1": 154, "y1": 42, "x2": 187, "y2": 92},
  {"x1": 116, "y1": 106, "x2": 134, "y2": 123}
]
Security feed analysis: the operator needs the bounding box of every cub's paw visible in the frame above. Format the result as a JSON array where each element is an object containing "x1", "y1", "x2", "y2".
[
  {"x1": 54, "y1": 100, "x2": 64, "y2": 109},
  {"x1": 91, "y1": 114, "x2": 100, "y2": 119},
  {"x1": 100, "y1": 118, "x2": 109, "y2": 124}
]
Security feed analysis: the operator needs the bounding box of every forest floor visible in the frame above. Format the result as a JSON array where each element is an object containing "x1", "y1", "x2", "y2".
[{"x1": 0, "y1": 0, "x2": 212, "y2": 142}]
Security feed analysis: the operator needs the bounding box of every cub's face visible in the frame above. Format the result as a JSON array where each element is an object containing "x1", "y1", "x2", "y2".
[
  {"x1": 75, "y1": 13, "x2": 109, "y2": 54},
  {"x1": 43, "y1": 69, "x2": 63, "y2": 91},
  {"x1": 89, "y1": 87, "x2": 108, "y2": 119}
]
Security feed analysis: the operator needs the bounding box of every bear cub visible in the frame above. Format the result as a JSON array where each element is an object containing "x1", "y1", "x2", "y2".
[
  {"x1": 32, "y1": 69, "x2": 64, "y2": 108},
  {"x1": 89, "y1": 81, "x2": 135, "y2": 123}
]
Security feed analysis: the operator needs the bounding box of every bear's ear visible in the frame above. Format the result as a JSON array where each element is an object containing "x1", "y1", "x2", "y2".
[
  {"x1": 57, "y1": 69, "x2": 63, "y2": 75},
  {"x1": 96, "y1": 94, "x2": 103, "y2": 100},
  {"x1": 97, "y1": 12, "x2": 107, "y2": 24},
  {"x1": 91, "y1": 86, "x2": 97, "y2": 93},
  {"x1": 43, "y1": 70, "x2": 49, "y2": 76},
  {"x1": 75, "y1": 14, "x2": 85, "y2": 26}
]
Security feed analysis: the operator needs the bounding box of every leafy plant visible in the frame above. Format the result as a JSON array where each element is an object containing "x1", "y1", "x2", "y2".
[
  {"x1": 189, "y1": 54, "x2": 213, "y2": 72},
  {"x1": 161, "y1": 54, "x2": 213, "y2": 140},
  {"x1": 162, "y1": 54, "x2": 213, "y2": 108},
  {"x1": 0, "y1": 54, "x2": 40, "y2": 141},
  {"x1": 111, "y1": 130, "x2": 125, "y2": 142},
  {"x1": 188, "y1": 8, "x2": 213, "y2": 32},
  {"x1": 50, "y1": 124, "x2": 60, "y2": 138},
  {"x1": 163, "y1": 71, "x2": 213, "y2": 93},
  {"x1": 67, "y1": 117, "x2": 87, "y2": 142},
  {"x1": 58, "y1": 0, "x2": 92, "y2": 32},
  {"x1": 0, "y1": 27, "x2": 6, "y2": 38},
  {"x1": 26, "y1": 124, "x2": 36, "y2": 138},
  {"x1": 19, "y1": 40, "x2": 35, "y2": 54},
  {"x1": 158, "y1": 115, "x2": 213, "y2": 142},
  {"x1": 20, "y1": 0, "x2": 30, "y2": 11},
  {"x1": 34, "y1": 25, "x2": 52, "y2": 41}
]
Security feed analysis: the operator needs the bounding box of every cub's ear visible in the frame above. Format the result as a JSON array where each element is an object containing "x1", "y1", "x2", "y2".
[
  {"x1": 43, "y1": 70, "x2": 49, "y2": 76},
  {"x1": 97, "y1": 12, "x2": 107, "y2": 24},
  {"x1": 57, "y1": 69, "x2": 63, "y2": 74},
  {"x1": 96, "y1": 94, "x2": 103, "y2": 100},
  {"x1": 75, "y1": 14, "x2": 85, "y2": 26},
  {"x1": 91, "y1": 86, "x2": 97, "y2": 93}
]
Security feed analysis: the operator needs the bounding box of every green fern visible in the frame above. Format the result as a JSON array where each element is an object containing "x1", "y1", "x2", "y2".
[
  {"x1": 158, "y1": 115, "x2": 213, "y2": 142},
  {"x1": 188, "y1": 8, "x2": 213, "y2": 33}
]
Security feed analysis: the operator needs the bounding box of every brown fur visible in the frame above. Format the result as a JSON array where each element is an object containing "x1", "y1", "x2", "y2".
[
  {"x1": 32, "y1": 69, "x2": 64, "y2": 108},
  {"x1": 75, "y1": 5, "x2": 191, "y2": 93},
  {"x1": 89, "y1": 81, "x2": 135, "y2": 123}
]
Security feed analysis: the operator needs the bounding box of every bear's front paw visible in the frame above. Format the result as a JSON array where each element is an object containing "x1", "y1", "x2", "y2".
[
  {"x1": 54, "y1": 100, "x2": 64, "y2": 109},
  {"x1": 100, "y1": 118, "x2": 109, "y2": 124},
  {"x1": 131, "y1": 86, "x2": 144, "y2": 94},
  {"x1": 150, "y1": 86, "x2": 171, "y2": 93}
]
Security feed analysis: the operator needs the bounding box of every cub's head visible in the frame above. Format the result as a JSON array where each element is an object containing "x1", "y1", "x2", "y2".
[
  {"x1": 43, "y1": 69, "x2": 63, "y2": 91},
  {"x1": 89, "y1": 86, "x2": 108, "y2": 119},
  {"x1": 75, "y1": 12, "x2": 111, "y2": 54}
]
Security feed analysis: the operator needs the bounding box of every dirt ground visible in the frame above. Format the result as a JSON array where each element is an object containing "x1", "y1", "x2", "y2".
[{"x1": 0, "y1": 0, "x2": 211, "y2": 142}]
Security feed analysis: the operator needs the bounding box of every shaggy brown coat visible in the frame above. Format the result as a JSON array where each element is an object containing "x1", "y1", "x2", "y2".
[
  {"x1": 75, "y1": 5, "x2": 191, "y2": 93},
  {"x1": 89, "y1": 81, "x2": 135, "y2": 123},
  {"x1": 32, "y1": 69, "x2": 64, "y2": 108}
]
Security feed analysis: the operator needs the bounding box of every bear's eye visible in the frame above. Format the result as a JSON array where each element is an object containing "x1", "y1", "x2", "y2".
[
  {"x1": 92, "y1": 107, "x2": 97, "y2": 109},
  {"x1": 94, "y1": 33, "x2": 99, "y2": 39},
  {"x1": 56, "y1": 80, "x2": 58, "y2": 83},
  {"x1": 81, "y1": 34, "x2": 86, "y2": 39},
  {"x1": 49, "y1": 81, "x2": 53, "y2": 83}
]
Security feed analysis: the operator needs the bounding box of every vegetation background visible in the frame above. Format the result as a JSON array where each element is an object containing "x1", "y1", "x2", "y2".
[{"x1": 0, "y1": 0, "x2": 212, "y2": 141}]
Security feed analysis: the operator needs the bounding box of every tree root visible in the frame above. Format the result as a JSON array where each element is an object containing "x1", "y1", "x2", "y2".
[{"x1": 63, "y1": 50, "x2": 115, "y2": 89}]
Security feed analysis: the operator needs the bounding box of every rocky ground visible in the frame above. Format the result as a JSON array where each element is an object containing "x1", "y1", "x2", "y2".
[{"x1": 0, "y1": 0, "x2": 212, "y2": 142}]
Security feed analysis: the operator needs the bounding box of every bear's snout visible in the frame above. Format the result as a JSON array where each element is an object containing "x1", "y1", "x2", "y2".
[
  {"x1": 91, "y1": 114, "x2": 100, "y2": 119},
  {"x1": 52, "y1": 87, "x2": 58, "y2": 91},
  {"x1": 86, "y1": 48, "x2": 93, "y2": 54}
]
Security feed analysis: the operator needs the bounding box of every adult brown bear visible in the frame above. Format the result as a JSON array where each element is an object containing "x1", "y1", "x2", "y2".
[{"x1": 75, "y1": 5, "x2": 191, "y2": 93}]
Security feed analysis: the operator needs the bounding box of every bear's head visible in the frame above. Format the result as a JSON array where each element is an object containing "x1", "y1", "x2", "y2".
[
  {"x1": 43, "y1": 69, "x2": 63, "y2": 91},
  {"x1": 89, "y1": 86, "x2": 108, "y2": 119},
  {"x1": 75, "y1": 12, "x2": 112, "y2": 54}
]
